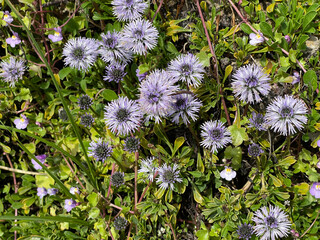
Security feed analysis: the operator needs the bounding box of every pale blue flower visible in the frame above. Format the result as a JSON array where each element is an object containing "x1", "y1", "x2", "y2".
[
  {"x1": 14, "y1": 115, "x2": 29, "y2": 129},
  {"x1": 248, "y1": 143, "x2": 263, "y2": 157},
  {"x1": 112, "y1": 0, "x2": 148, "y2": 21},
  {"x1": 248, "y1": 112, "x2": 267, "y2": 131},
  {"x1": 103, "y1": 62, "x2": 127, "y2": 83},
  {"x1": 88, "y1": 139, "x2": 113, "y2": 162},
  {"x1": 138, "y1": 157, "x2": 158, "y2": 181},
  {"x1": 31, "y1": 154, "x2": 47, "y2": 170},
  {"x1": 64, "y1": 199, "x2": 76, "y2": 212},
  {"x1": 3, "y1": 11, "x2": 13, "y2": 25},
  {"x1": 237, "y1": 223, "x2": 254, "y2": 240},
  {"x1": 37, "y1": 187, "x2": 47, "y2": 199},
  {"x1": 157, "y1": 163, "x2": 182, "y2": 190},
  {"x1": 6, "y1": 31, "x2": 21, "y2": 47},
  {"x1": 48, "y1": 27, "x2": 63, "y2": 42},
  {"x1": 0, "y1": 56, "x2": 25, "y2": 87},
  {"x1": 249, "y1": 31, "x2": 264, "y2": 46}
]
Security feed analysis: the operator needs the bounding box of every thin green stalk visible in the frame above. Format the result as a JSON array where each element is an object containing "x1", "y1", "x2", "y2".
[{"x1": 5, "y1": 0, "x2": 97, "y2": 188}]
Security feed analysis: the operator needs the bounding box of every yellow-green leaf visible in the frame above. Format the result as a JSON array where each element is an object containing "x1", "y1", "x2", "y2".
[{"x1": 270, "y1": 174, "x2": 282, "y2": 187}]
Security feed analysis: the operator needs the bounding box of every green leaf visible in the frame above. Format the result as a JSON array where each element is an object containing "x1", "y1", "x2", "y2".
[
  {"x1": 23, "y1": 143, "x2": 36, "y2": 154},
  {"x1": 102, "y1": 89, "x2": 118, "y2": 101},
  {"x1": 88, "y1": 207, "x2": 100, "y2": 219},
  {"x1": 224, "y1": 146, "x2": 242, "y2": 170},
  {"x1": 0, "y1": 143, "x2": 11, "y2": 153},
  {"x1": 289, "y1": 49, "x2": 297, "y2": 63},
  {"x1": 154, "y1": 124, "x2": 173, "y2": 153},
  {"x1": 240, "y1": 23, "x2": 252, "y2": 34},
  {"x1": 276, "y1": 156, "x2": 296, "y2": 167},
  {"x1": 0, "y1": 215, "x2": 90, "y2": 225},
  {"x1": 196, "y1": 51, "x2": 212, "y2": 67},
  {"x1": 172, "y1": 136, "x2": 185, "y2": 156},
  {"x1": 228, "y1": 125, "x2": 249, "y2": 146},
  {"x1": 36, "y1": 175, "x2": 55, "y2": 189},
  {"x1": 87, "y1": 192, "x2": 99, "y2": 207},
  {"x1": 59, "y1": 67, "x2": 72, "y2": 80},
  {"x1": 223, "y1": 65, "x2": 233, "y2": 83},
  {"x1": 197, "y1": 152, "x2": 205, "y2": 172},
  {"x1": 303, "y1": 70, "x2": 318, "y2": 89},
  {"x1": 196, "y1": 230, "x2": 209, "y2": 240},
  {"x1": 270, "y1": 174, "x2": 282, "y2": 187},
  {"x1": 259, "y1": 22, "x2": 273, "y2": 38},
  {"x1": 302, "y1": 11, "x2": 317, "y2": 31},
  {"x1": 155, "y1": 187, "x2": 166, "y2": 199},
  {"x1": 12, "y1": 202, "x2": 23, "y2": 209},
  {"x1": 279, "y1": 56, "x2": 290, "y2": 67}
]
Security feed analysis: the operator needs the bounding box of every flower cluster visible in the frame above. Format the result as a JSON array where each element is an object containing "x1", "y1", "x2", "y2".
[{"x1": 37, "y1": 187, "x2": 58, "y2": 198}]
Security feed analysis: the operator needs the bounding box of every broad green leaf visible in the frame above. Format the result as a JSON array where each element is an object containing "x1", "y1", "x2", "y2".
[
  {"x1": 259, "y1": 22, "x2": 273, "y2": 38},
  {"x1": 87, "y1": 192, "x2": 99, "y2": 207},
  {"x1": 196, "y1": 230, "x2": 209, "y2": 240},
  {"x1": 269, "y1": 174, "x2": 282, "y2": 187},
  {"x1": 88, "y1": 207, "x2": 100, "y2": 219},
  {"x1": 102, "y1": 89, "x2": 118, "y2": 101},
  {"x1": 36, "y1": 175, "x2": 55, "y2": 189},
  {"x1": 302, "y1": 11, "x2": 317, "y2": 31},
  {"x1": 0, "y1": 215, "x2": 90, "y2": 225},
  {"x1": 303, "y1": 70, "x2": 318, "y2": 89},
  {"x1": 59, "y1": 67, "x2": 72, "y2": 80},
  {"x1": 223, "y1": 65, "x2": 233, "y2": 83},
  {"x1": 23, "y1": 143, "x2": 35, "y2": 154},
  {"x1": 197, "y1": 152, "x2": 204, "y2": 172},
  {"x1": 172, "y1": 136, "x2": 185, "y2": 156},
  {"x1": 294, "y1": 182, "x2": 309, "y2": 195},
  {"x1": 240, "y1": 23, "x2": 252, "y2": 34},
  {"x1": 228, "y1": 125, "x2": 248, "y2": 146},
  {"x1": 276, "y1": 156, "x2": 296, "y2": 167}
]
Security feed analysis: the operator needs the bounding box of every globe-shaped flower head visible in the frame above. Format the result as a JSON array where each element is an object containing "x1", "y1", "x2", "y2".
[
  {"x1": 156, "y1": 164, "x2": 182, "y2": 190},
  {"x1": 103, "y1": 62, "x2": 127, "y2": 83},
  {"x1": 265, "y1": 95, "x2": 308, "y2": 136},
  {"x1": 138, "y1": 157, "x2": 158, "y2": 181},
  {"x1": 88, "y1": 139, "x2": 113, "y2": 162},
  {"x1": 252, "y1": 205, "x2": 291, "y2": 240},
  {"x1": 200, "y1": 120, "x2": 232, "y2": 153},
  {"x1": 0, "y1": 57, "x2": 25, "y2": 87},
  {"x1": 112, "y1": 0, "x2": 148, "y2": 22},
  {"x1": 110, "y1": 172, "x2": 125, "y2": 187},
  {"x1": 237, "y1": 223, "x2": 254, "y2": 240},
  {"x1": 63, "y1": 37, "x2": 100, "y2": 71},
  {"x1": 249, "y1": 112, "x2": 268, "y2": 131},
  {"x1": 114, "y1": 216, "x2": 128, "y2": 231},
  {"x1": 232, "y1": 64, "x2": 271, "y2": 103},
  {"x1": 168, "y1": 54, "x2": 205, "y2": 87},
  {"x1": 124, "y1": 136, "x2": 140, "y2": 153},
  {"x1": 139, "y1": 69, "x2": 178, "y2": 123},
  {"x1": 78, "y1": 95, "x2": 93, "y2": 110},
  {"x1": 248, "y1": 143, "x2": 263, "y2": 157},
  {"x1": 120, "y1": 18, "x2": 158, "y2": 55},
  {"x1": 80, "y1": 113, "x2": 94, "y2": 128}
]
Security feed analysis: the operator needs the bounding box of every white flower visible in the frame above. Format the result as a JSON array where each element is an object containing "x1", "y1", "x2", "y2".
[{"x1": 220, "y1": 167, "x2": 236, "y2": 181}]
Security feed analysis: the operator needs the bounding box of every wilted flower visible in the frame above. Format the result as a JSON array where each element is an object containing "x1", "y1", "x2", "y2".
[
  {"x1": 3, "y1": 11, "x2": 13, "y2": 25},
  {"x1": 14, "y1": 115, "x2": 29, "y2": 129},
  {"x1": 47, "y1": 188, "x2": 58, "y2": 196},
  {"x1": 64, "y1": 199, "x2": 76, "y2": 212},
  {"x1": 70, "y1": 187, "x2": 80, "y2": 195},
  {"x1": 62, "y1": 37, "x2": 100, "y2": 71},
  {"x1": 6, "y1": 31, "x2": 21, "y2": 47},
  {"x1": 220, "y1": 167, "x2": 236, "y2": 181},
  {"x1": 252, "y1": 205, "x2": 291, "y2": 240},
  {"x1": 124, "y1": 136, "x2": 140, "y2": 153},
  {"x1": 200, "y1": 120, "x2": 232, "y2": 153},
  {"x1": 249, "y1": 31, "x2": 264, "y2": 46},
  {"x1": 120, "y1": 18, "x2": 158, "y2": 55},
  {"x1": 114, "y1": 216, "x2": 128, "y2": 231},
  {"x1": 136, "y1": 68, "x2": 148, "y2": 81},
  {"x1": 157, "y1": 164, "x2": 182, "y2": 190},
  {"x1": 88, "y1": 139, "x2": 113, "y2": 162},
  {"x1": 168, "y1": 54, "x2": 205, "y2": 87},
  {"x1": 37, "y1": 187, "x2": 47, "y2": 199},
  {"x1": 138, "y1": 157, "x2": 158, "y2": 181},
  {"x1": 78, "y1": 95, "x2": 93, "y2": 110},
  {"x1": 103, "y1": 62, "x2": 127, "y2": 82},
  {"x1": 99, "y1": 31, "x2": 132, "y2": 63},
  {"x1": 265, "y1": 95, "x2": 308, "y2": 136},
  {"x1": 237, "y1": 223, "x2": 254, "y2": 240},
  {"x1": 80, "y1": 113, "x2": 94, "y2": 127},
  {"x1": 232, "y1": 64, "x2": 271, "y2": 104},
  {"x1": 139, "y1": 69, "x2": 178, "y2": 123},
  {"x1": 310, "y1": 182, "x2": 320, "y2": 199},
  {"x1": 169, "y1": 93, "x2": 202, "y2": 125},
  {"x1": 248, "y1": 112, "x2": 267, "y2": 131},
  {"x1": 31, "y1": 154, "x2": 47, "y2": 170},
  {"x1": 48, "y1": 27, "x2": 63, "y2": 42},
  {"x1": 111, "y1": 172, "x2": 125, "y2": 187},
  {"x1": 104, "y1": 96, "x2": 142, "y2": 136},
  {"x1": 0, "y1": 57, "x2": 25, "y2": 87},
  {"x1": 112, "y1": 0, "x2": 148, "y2": 21},
  {"x1": 248, "y1": 143, "x2": 264, "y2": 157},
  {"x1": 291, "y1": 71, "x2": 300, "y2": 85}
]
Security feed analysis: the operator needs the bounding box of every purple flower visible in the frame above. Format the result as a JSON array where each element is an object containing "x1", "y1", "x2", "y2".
[
  {"x1": 248, "y1": 112, "x2": 268, "y2": 131},
  {"x1": 156, "y1": 164, "x2": 182, "y2": 190},
  {"x1": 63, "y1": 37, "x2": 100, "y2": 71},
  {"x1": 37, "y1": 187, "x2": 47, "y2": 199},
  {"x1": 139, "y1": 69, "x2": 178, "y2": 123},
  {"x1": 3, "y1": 11, "x2": 13, "y2": 25},
  {"x1": 14, "y1": 115, "x2": 29, "y2": 129},
  {"x1": 31, "y1": 154, "x2": 47, "y2": 170},
  {"x1": 310, "y1": 182, "x2": 320, "y2": 199},
  {"x1": 104, "y1": 96, "x2": 142, "y2": 136},
  {"x1": 252, "y1": 205, "x2": 291, "y2": 240},
  {"x1": 99, "y1": 31, "x2": 132, "y2": 63},
  {"x1": 120, "y1": 18, "x2": 158, "y2": 55},
  {"x1": 138, "y1": 157, "x2": 158, "y2": 181},
  {"x1": 114, "y1": 216, "x2": 128, "y2": 231},
  {"x1": 47, "y1": 188, "x2": 58, "y2": 196},
  {"x1": 6, "y1": 31, "x2": 21, "y2": 48},
  {"x1": 88, "y1": 139, "x2": 113, "y2": 162},
  {"x1": 48, "y1": 27, "x2": 63, "y2": 42},
  {"x1": 78, "y1": 95, "x2": 93, "y2": 110},
  {"x1": 265, "y1": 95, "x2": 308, "y2": 136},
  {"x1": 200, "y1": 120, "x2": 232, "y2": 153},
  {"x1": 112, "y1": 0, "x2": 148, "y2": 22},
  {"x1": 317, "y1": 139, "x2": 320, "y2": 147},
  {"x1": 220, "y1": 167, "x2": 236, "y2": 181},
  {"x1": 70, "y1": 187, "x2": 80, "y2": 195},
  {"x1": 292, "y1": 71, "x2": 300, "y2": 85},
  {"x1": 136, "y1": 68, "x2": 148, "y2": 81},
  {"x1": 249, "y1": 31, "x2": 264, "y2": 46},
  {"x1": 248, "y1": 143, "x2": 263, "y2": 157},
  {"x1": 284, "y1": 35, "x2": 291, "y2": 43},
  {"x1": 317, "y1": 161, "x2": 320, "y2": 169},
  {"x1": 64, "y1": 199, "x2": 76, "y2": 212},
  {"x1": 103, "y1": 62, "x2": 127, "y2": 82},
  {"x1": 232, "y1": 64, "x2": 271, "y2": 104},
  {"x1": 168, "y1": 93, "x2": 202, "y2": 125},
  {"x1": 80, "y1": 113, "x2": 94, "y2": 127},
  {"x1": 0, "y1": 57, "x2": 25, "y2": 87},
  {"x1": 168, "y1": 54, "x2": 205, "y2": 87},
  {"x1": 237, "y1": 223, "x2": 254, "y2": 240},
  {"x1": 110, "y1": 172, "x2": 125, "y2": 187}
]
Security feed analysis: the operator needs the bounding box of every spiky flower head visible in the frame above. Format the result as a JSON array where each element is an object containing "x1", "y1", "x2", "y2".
[
  {"x1": 310, "y1": 182, "x2": 320, "y2": 199},
  {"x1": 80, "y1": 113, "x2": 94, "y2": 127},
  {"x1": 112, "y1": 0, "x2": 148, "y2": 22},
  {"x1": 104, "y1": 96, "x2": 142, "y2": 136},
  {"x1": 156, "y1": 164, "x2": 182, "y2": 190},
  {"x1": 237, "y1": 223, "x2": 254, "y2": 240},
  {"x1": 120, "y1": 18, "x2": 158, "y2": 55},
  {"x1": 232, "y1": 64, "x2": 271, "y2": 104},
  {"x1": 200, "y1": 120, "x2": 232, "y2": 153},
  {"x1": 37, "y1": 187, "x2": 47, "y2": 199},
  {"x1": 0, "y1": 57, "x2": 25, "y2": 87},
  {"x1": 88, "y1": 139, "x2": 113, "y2": 162},
  {"x1": 111, "y1": 172, "x2": 125, "y2": 187},
  {"x1": 248, "y1": 143, "x2": 264, "y2": 157},
  {"x1": 169, "y1": 93, "x2": 202, "y2": 125},
  {"x1": 103, "y1": 62, "x2": 127, "y2": 83},
  {"x1": 78, "y1": 95, "x2": 93, "y2": 110},
  {"x1": 248, "y1": 112, "x2": 268, "y2": 131},
  {"x1": 252, "y1": 205, "x2": 291, "y2": 240},
  {"x1": 124, "y1": 136, "x2": 140, "y2": 153},
  {"x1": 138, "y1": 157, "x2": 158, "y2": 181},
  {"x1": 168, "y1": 54, "x2": 205, "y2": 87},
  {"x1": 63, "y1": 37, "x2": 100, "y2": 71},
  {"x1": 220, "y1": 167, "x2": 236, "y2": 181},
  {"x1": 114, "y1": 216, "x2": 128, "y2": 231},
  {"x1": 99, "y1": 31, "x2": 132, "y2": 63},
  {"x1": 265, "y1": 95, "x2": 308, "y2": 136},
  {"x1": 139, "y1": 69, "x2": 178, "y2": 123}
]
